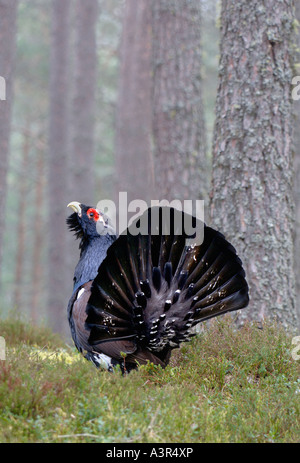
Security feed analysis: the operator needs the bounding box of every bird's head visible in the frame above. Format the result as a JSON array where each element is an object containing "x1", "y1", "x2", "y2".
[{"x1": 67, "y1": 201, "x2": 114, "y2": 241}]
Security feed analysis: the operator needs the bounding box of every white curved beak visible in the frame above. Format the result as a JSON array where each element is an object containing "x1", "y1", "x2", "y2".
[{"x1": 67, "y1": 201, "x2": 82, "y2": 217}]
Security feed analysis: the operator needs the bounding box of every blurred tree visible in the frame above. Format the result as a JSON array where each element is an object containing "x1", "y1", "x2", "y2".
[
  {"x1": 210, "y1": 0, "x2": 297, "y2": 328},
  {"x1": 69, "y1": 0, "x2": 99, "y2": 205},
  {"x1": 95, "y1": 0, "x2": 124, "y2": 202},
  {"x1": 200, "y1": 0, "x2": 219, "y2": 151},
  {"x1": 1, "y1": 0, "x2": 51, "y2": 318},
  {"x1": 13, "y1": 125, "x2": 30, "y2": 311},
  {"x1": 152, "y1": 0, "x2": 208, "y2": 202},
  {"x1": 48, "y1": 0, "x2": 71, "y2": 333},
  {"x1": 65, "y1": 0, "x2": 99, "y2": 330},
  {"x1": 115, "y1": 0, "x2": 154, "y2": 212},
  {"x1": 30, "y1": 147, "x2": 45, "y2": 324},
  {"x1": 0, "y1": 0, "x2": 18, "y2": 285}
]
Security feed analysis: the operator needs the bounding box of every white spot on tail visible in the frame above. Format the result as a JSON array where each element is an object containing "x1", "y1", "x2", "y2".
[{"x1": 92, "y1": 352, "x2": 113, "y2": 371}]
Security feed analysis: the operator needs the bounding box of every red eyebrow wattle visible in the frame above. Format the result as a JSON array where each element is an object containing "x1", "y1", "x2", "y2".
[{"x1": 87, "y1": 208, "x2": 100, "y2": 221}]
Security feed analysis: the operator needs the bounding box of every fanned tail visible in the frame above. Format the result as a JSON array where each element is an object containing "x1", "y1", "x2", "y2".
[{"x1": 85, "y1": 207, "x2": 249, "y2": 363}]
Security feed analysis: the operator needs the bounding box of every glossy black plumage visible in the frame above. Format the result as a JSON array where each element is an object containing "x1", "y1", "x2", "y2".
[{"x1": 67, "y1": 205, "x2": 249, "y2": 372}]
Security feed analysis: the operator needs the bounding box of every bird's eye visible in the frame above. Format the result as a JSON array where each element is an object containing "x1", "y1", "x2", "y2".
[{"x1": 87, "y1": 208, "x2": 100, "y2": 221}]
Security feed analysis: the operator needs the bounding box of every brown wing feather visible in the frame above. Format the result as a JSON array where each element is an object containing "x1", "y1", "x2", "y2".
[{"x1": 71, "y1": 281, "x2": 93, "y2": 352}]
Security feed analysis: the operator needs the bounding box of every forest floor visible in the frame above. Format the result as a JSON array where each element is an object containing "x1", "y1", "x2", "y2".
[{"x1": 0, "y1": 314, "x2": 299, "y2": 443}]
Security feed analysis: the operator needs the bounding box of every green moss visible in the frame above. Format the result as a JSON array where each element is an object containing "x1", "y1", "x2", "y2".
[{"x1": 0, "y1": 315, "x2": 299, "y2": 443}]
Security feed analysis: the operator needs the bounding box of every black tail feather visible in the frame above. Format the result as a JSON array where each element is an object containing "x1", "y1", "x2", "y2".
[{"x1": 85, "y1": 207, "x2": 249, "y2": 357}]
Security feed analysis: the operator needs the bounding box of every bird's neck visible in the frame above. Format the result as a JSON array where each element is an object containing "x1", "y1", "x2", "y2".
[{"x1": 73, "y1": 234, "x2": 116, "y2": 293}]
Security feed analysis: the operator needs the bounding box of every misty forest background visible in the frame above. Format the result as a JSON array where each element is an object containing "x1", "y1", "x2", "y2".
[{"x1": 1, "y1": 0, "x2": 300, "y2": 339}]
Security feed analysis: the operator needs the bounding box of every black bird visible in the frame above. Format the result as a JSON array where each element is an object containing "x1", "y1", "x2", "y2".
[{"x1": 67, "y1": 202, "x2": 249, "y2": 373}]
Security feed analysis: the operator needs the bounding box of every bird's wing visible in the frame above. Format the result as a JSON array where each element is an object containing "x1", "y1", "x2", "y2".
[
  {"x1": 84, "y1": 207, "x2": 249, "y2": 365},
  {"x1": 68, "y1": 281, "x2": 94, "y2": 353}
]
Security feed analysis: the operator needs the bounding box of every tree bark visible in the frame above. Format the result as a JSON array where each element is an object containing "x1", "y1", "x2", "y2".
[
  {"x1": 0, "y1": 0, "x2": 18, "y2": 282},
  {"x1": 69, "y1": 0, "x2": 99, "y2": 206},
  {"x1": 152, "y1": 0, "x2": 208, "y2": 202},
  {"x1": 210, "y1": 0, "x2": 297, "y2": 328},
  {"x1": 48, "y1": 0, "x2": 71, "y2": 333},
  {"x1": 293, "y1": 1, "x2": 300, "y2": 329},
  {"x1": 115, "y1": 0, "x2": 154, "y2": 208}
]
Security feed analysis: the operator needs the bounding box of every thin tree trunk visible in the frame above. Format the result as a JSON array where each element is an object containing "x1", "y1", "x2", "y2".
[
  {"x1": 14, "y1": 127, "x2": 30, "y2": 311},
  {"x1": 210, "y1": 0, "x2": 297, "y2": 328},
  {"x1": 48, "y1": 0, "x2": 71, "y2": 333},
  {"x1": 31, "y1": 149, "x2": 45, "y2": 324},
  {"x1": 115, "y1": 0, "x2": 154, "y2": 210},
  {"x1": 152, "y1": 0, "x2": 208, "y2": 202},
  {"x1": 70, "y1": 0, "x2": 99, "y2": 206},
  {"x1": 0, "y1": 0, "x2": 18, "y2": 282}
]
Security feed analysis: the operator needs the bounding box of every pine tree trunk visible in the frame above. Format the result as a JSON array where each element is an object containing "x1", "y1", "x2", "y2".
[
  {"x1": 70, "y1": 0, "x2": 98, "y2": 206},
  {"x1": 115, "y1": 0, "x2": 154, "y2": 207},
  {"x1": 0, "y1": 0, "x2": 18, "y2": 282},
  {"x1": 14, "y1": 127, "x2": 30, "y2": 311},
  {"x1": 48, "y1": 0, "x2": 71, "y2": 333},
  {"x1": 152, "y1": 0, "x2": 208, "y2": 202},
  {"x1": 31, "y1": 149, "x2": 45, "y2": 324},
  {"x1": 293, "y1": 1, "x2": 300, "y2": 329},
  {"x1": 210, "y1": 0, "x2": 297, "y2": 328}
]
